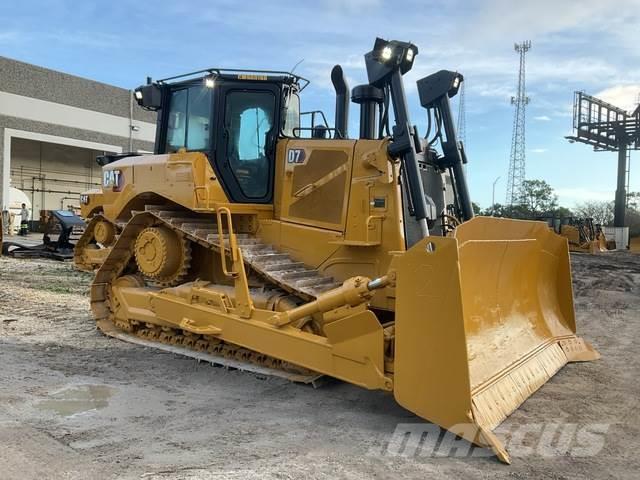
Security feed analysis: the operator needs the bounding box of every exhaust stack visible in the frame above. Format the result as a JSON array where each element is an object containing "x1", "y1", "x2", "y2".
[{"x1": 331, "y1": 65, "x2": 349, "y2": 139}]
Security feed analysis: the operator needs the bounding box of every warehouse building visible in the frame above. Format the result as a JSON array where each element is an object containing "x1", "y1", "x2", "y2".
[{"x1": 0, "y1": 56, "x2": 157, "y2": 228}]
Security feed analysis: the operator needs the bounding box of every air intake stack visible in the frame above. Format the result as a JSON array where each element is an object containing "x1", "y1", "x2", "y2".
[{"x1": 351, "y1": 84, "x2": 384, "y2": 139}]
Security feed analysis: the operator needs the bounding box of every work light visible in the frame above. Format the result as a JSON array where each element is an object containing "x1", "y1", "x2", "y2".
[{"x1": 372, "y1": 38, "x2": 418, "y2": 74}]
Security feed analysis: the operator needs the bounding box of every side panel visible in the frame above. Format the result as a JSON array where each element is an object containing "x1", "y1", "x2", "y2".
[
  {"x1": 263, "y1": 138, "x2": 406, "y2": 309},
  {"x1": 98, "y1": 152, "x2": 273, "y2": 222},
  {"x1": 277, "y1": 138, "x2": 356, "y2": 231}
]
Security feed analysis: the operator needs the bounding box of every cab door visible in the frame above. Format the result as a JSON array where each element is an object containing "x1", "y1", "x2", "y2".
[{"x1": 215, "y1": 84, "x2": 280, "y2": 204}]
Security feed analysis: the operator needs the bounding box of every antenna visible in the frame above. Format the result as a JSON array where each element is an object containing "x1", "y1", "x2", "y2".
[
  {"x1": 290, "y1": 59, "x2": 304, "y2": 75},
  {"x1": 506, "y1": 41, "x2": 531, "y2": 206}
]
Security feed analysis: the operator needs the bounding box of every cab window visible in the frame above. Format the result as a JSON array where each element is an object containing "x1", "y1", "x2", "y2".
[
  {"x1": 165, "y1": 85, "x2": 212, "y2": 153},
  {"x1": 224, "y1": 91, "x2": 276, "y2": 199},
  {"x1": 282, "y1": 92, "x2": 300, "y2": 137}
]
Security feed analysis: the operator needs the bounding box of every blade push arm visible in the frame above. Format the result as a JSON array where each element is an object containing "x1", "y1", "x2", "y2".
[
  {"x1": 365, "y1": 38, "x2": 431, "y2": 237},
  {"x1": 417, "y1": 70, "x2": 474, "y2": 221}
]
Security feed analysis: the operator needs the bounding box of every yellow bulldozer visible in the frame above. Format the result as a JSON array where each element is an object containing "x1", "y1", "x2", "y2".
[
  {"x1": 74, "y1": 38, "x2": 599, "y2": 463},
  {"x1": 535, "y1": 215, "x2": 608, "y2": 253}
]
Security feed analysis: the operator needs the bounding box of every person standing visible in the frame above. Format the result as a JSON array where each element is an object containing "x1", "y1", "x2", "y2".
[{"x1": 19, "y1": 203, "x2": 29, "y2": 236}]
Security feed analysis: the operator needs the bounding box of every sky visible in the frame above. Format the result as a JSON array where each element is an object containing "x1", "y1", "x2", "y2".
[{"x1": 1, "y1": 0, "x2": 639, "y2": 208}]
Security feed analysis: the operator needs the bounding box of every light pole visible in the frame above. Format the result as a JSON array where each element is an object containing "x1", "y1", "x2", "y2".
[{"x1": 492, "y1": 176, "x2": 501, "y2": 207}]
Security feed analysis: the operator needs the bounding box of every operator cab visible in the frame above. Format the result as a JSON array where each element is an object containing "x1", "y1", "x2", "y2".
[{"x1": 135, "y1": 70, "x2": 305, "y2": 204}]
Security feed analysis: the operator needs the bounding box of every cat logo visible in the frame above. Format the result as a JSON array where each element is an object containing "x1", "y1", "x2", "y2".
[{"x1": 103, "y1": 170, "x2": 123, "y2": 192}]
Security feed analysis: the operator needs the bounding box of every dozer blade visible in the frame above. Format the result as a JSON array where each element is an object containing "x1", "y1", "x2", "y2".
[{"x1": 391, "y1": 216, "x2": 599, "y2": 463}]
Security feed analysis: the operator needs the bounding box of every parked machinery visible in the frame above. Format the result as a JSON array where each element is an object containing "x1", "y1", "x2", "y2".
[
  {"x1": 2, "y1": 210, "x2": 86, "y2": 260},
  {"x1": 538, "y1": 216, "x2": 608, "y2": 253},
  {"x1": 74, "y1": 38, "x2": 599, "y2": 463}
]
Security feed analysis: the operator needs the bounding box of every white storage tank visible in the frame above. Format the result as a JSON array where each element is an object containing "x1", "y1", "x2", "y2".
[{"x1": 3, "y1": 187, "x2": 32, "y2": 234}]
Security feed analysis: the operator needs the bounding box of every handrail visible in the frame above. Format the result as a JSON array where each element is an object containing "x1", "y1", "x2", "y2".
[{"x1": 215, "y1": 207, "x2": 237, "y2": 278}]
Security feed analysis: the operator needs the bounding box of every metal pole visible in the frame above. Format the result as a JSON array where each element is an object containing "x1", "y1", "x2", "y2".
[
  {"x1": 614, "y1": 142, "x2": 627, "y2": 227},
  {"x1": 492, "y1": 176, "x2": 501, "y2": 206},
  {"x1": 129, "y1": 90, "x2": 134, "y2": 152}
]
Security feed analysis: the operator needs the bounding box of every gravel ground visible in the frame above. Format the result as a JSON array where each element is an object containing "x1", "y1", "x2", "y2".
[{"x1": 0, "y1": 252, "x2": 639, "y2": 479}]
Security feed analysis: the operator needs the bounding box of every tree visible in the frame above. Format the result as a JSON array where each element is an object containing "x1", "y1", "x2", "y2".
[
  {"x1": 519, "y1": 179, "x2": 558, "y2": 216},
  {"x1": 554, "y1": 206, "x2": 573, "y2": 218},
  {"x1": 480, "y1": 181, "x2": 572, "y2": 220},
  {"x1": 481, "y1": 202, "x2": 529, "y2": 218},
  {"x1": 482, "y1": 203, "x2": 505, "y2": 217},
  {"x1": 472, "y1": 202, "x2": 481, "y2": 215},
  {"x1": 626, "y1": 209, "x2": 640, "y2": 237},
  {"x1": 627, "y1": 191, "x2": 640, "y2": 210},
  {"x1": 574, "y1": 201, "x2": 614, "y2": 226}
]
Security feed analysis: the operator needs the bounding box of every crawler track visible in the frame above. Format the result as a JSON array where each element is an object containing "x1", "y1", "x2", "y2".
[{"x1": 85, "y1": 205, "x2": 344, "y2": 382}]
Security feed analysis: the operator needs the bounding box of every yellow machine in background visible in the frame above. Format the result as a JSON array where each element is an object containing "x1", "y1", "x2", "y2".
[
  {"x1": 75, "y1": 38, "x2": 599, "y2": 463},
  {"x1": 538, "y1": 216, "x2": 609, "y2": 253}
]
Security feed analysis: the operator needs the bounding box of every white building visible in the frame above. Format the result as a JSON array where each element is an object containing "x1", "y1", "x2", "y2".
[{"x1": 0, "y1": 56, "x2": 157, "y2": 227}]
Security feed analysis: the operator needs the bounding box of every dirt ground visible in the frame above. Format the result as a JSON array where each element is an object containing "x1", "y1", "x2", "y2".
[{"x1": 0, "y1": 252, "x2": 639, "y2": 479}]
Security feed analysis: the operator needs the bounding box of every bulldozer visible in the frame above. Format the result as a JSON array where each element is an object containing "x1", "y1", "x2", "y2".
[
  {"x1": 536, "y1": 216, "x2": 608, "y2": 253},
  {"x1": 74, "y1": 38, "x2": 599, "y2": 463},
  {"x1": 559, "y1": 217, "x2": 608, "y2": 253}
]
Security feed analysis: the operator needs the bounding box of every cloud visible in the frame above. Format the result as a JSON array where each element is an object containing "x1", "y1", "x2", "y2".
[
  {"x1": 555, "y1": 187, "x2": 615, "y2": 204},
  {"x1": 594, "y1": 84, "x2": 640, "y2": 113},
  {"x1": 530, "y1": 148, "x2": 548, "y2": 153},
  {"x1": 467, "y1": 0, "x2": 640, "y2": 52},
  {"x1": 534, "y1": 115, "x2": 551, "y2": 121}
]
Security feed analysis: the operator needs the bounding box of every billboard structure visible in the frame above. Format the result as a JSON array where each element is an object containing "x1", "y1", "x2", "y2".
[{"x1": 567, "y1": 92, "x2": 640, "y2": 227}]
